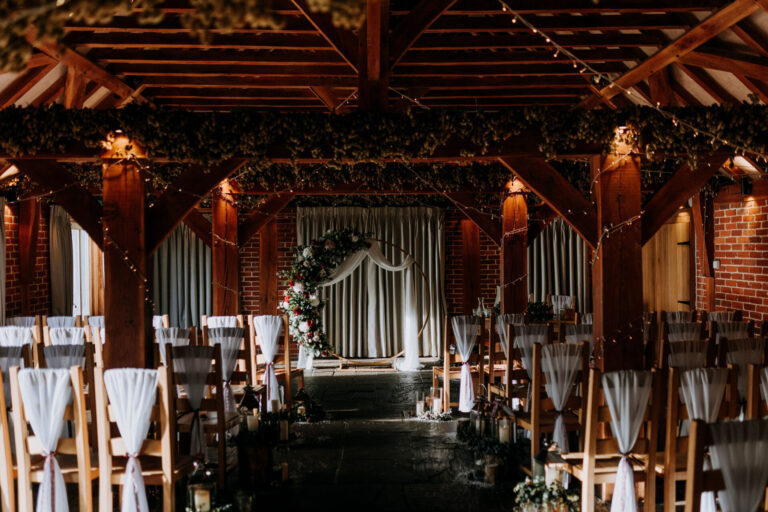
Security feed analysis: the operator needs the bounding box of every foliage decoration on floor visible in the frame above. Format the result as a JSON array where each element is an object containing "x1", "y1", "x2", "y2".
[{"x1": 279, "y1": 228, "x2": 369, "y2": 355}]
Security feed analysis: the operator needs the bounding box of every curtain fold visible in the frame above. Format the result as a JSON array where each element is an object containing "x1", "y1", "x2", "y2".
[
  {"x1": 297, "y1": 207, "x2": 444, "y2": 358},
  {"x1": 527, "y1": 218, "x2": 590, "y2": 313},
  {"x1": 49, "y1": 205, "x2": 73, "y2": 316},
  {"x1": 152, "y1": 223, "x2": 212, "y2": 328}
]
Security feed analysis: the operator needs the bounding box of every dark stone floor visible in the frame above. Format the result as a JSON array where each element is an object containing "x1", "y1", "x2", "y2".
[{"x1": 252, "y1": 371, "x2": 519, "y2": 512}]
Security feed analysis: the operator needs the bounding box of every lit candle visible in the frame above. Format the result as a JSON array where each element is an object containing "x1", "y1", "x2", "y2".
[
  {"x1": 498, "y1": 419, "x2": 511, "y2": 443},
  {"x1": 246, "y1": 410, "x2": 259, "y2": 432},
  {"x1": 415, "y1": 401, "x2": 425, "y2": 416},
  {"x1": 193, "y1": 488, "x2": 211, "y2": 512},
  {"x1": 431, "y1": 396, "x2": 441, "y2": 415}
]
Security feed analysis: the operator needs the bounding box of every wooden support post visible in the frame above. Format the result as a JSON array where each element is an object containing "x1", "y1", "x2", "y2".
[
  {"x1": 102, "y1": 136, "x2": 149, "y2": 368},
  {"x1": 461, "y1": 219, "x2": 480, "y2": 316},
  {"x1": 17, "y1": 198, "x2": 41, "y2": 314},
  {"x1": 692, "y1": 192, "x2": 716, "y2": 311},
  {"x1": 358, "y1": 0, "x2": 389, "y2": 111},
  {"x1": 591, "y1": 145, "x2": 643, "y2": 371},
  {"x1": 501, "y1": 184, "x2": 527, "y2": 314},
  {"x1": 259, "y1": 219, "x2": 279, "y2": 315},
  {"x1": 212, "y1": 181, "x2": 239, "y2": 315}
]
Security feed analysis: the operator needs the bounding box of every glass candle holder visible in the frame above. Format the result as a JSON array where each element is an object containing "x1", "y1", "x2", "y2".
[
  {"x1": 431, "y1": 387, "x2": 442, "y2": 415},
  {"x1": 498, "y1": 418, "x2": 511, "y2": 443}
]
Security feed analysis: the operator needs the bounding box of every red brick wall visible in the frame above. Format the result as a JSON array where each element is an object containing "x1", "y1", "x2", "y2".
[
  {"x1": 696, "y1": 197, "x2": 768, "y2": 321},
  {"x1": 5, "y1": 202, "x2": 50, "y2": 317}
]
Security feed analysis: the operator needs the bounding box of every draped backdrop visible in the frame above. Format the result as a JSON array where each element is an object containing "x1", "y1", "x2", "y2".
[
  {"x1": 527, "y1": 218, "x2": 591, "y2": 313},
  {"x1": 297, "y1": 207, "x2": 444, "y2": 358},
  {"x1": 49, "y1": 205, "x2": 73, "y2": 316},
  {"x1": 153, "y1": 223, "x2": 212, "y2": 328}
]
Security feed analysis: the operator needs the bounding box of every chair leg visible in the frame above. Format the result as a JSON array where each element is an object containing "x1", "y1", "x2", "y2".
[
  {"x1": 218, "y1": 433, "x2": 227, "y2": 490},
  {"x1": 163, "y1": 479, "x2": 174, "y2": 512}
]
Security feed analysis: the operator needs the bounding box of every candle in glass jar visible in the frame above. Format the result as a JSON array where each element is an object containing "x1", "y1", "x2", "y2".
[
  {"x1": 193, "y1": 488, "x2": 211, "y2": 512},
  {"x1": 498, "y1": 419, "x2": 511, "y2": 443},
  {"x1": 431, "y1": 396, "x2": 441, "y2": 415},
  {"x1": 415, "y1": 401, "x2": 425, "y2": 416},
  {"x1": 246, "y1": 412, "x2": 259, "y2": 432}
]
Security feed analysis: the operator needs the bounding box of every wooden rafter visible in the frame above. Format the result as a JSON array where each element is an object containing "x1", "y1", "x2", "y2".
[
  {"x1": 309, "y1": 86, "x2": 351, "y2": 113},
  {"x1": 359, "y1": 0, "x2": 389, "y2": 110},
  {"x1": 641, "y1": 153, "x2": 727, "y2": 245},
  {"x1": 679, "y1": 48, "x2": 768, "y2": 83},
  {"x1": 238, "y1": 192, "x2": 296, "y2": 246},
  {"x1": 63, "y1": 66, "x2": 87, "y2": 108},
  {"x1": 289, "y1": 0, "x2": 359, "y2": 72},
  {"x1": 182, "y1": 209, "x2": 212, "y2": 247},
  {"x1": 526, "y1": 204, "x2": 557, "y2": 246},
  {"x1": 0, "y1": 63, "x2": 56, "y2": 108},
  {"x1": 579, "y1": 0, "x2": 763, "y2": 108},
  {"x1": 676, "y1": 63, "x2": 740, "y2": 104},
  {"x1": 389, "y1": 0, "x2": 457, "y2": 67},
  {"x1": 499, "y1": 156, "x2": 598, "y2": 248},
  {"x1": 445, "y1": 191, "x2": 501, "y2": 247}
]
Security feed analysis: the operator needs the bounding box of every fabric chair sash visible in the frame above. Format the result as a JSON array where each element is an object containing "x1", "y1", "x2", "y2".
[
  {"x1": 667, "y1": 322, "x2": 701, "y2": 342},
  {"x1": 541, "y1": 344, "x2": 582, "y2": 454},
  {"x1": 0, "y1": 326, "x2": 33, "y2": 347},
  {"x1": 451, "y1": 316, "x2": 480, "y2": 413},
  {"x1": 156, "y1": 328, "x2": 190, "y2": 366},
  {"x1": 6, "y1": 316, "x2": 36, "y2": 327},
  {"x1": 208, "y1": 327, "x2": 243, "y2": 413},
  {"x1": 207, "y1": 316, "x2": 238, "y2": 328},
  {"x1": 43, "y1": 345, "x2": 85, "y2": 369},
  {"x1": 172, "y1": 346, "x2": 212, "y2": 457},
  {"x1": 253, "y1": 316, "x2": 283, "y2": 412},
  {"x1": 49, "y1": 327, "x2": 85, "y2": 346},
  {"x1": 668, "y1": 340, "x2": 708, "y2": 369},
  {"x1": 46, "y1": 316, "x2": 77, "y2": 328}
]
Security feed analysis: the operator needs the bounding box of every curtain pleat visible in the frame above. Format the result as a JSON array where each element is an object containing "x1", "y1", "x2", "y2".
[
  {"x1": 527, "y1": 218, "x2": 591, "y2": 313},
  {"x1": 152, "y1": 223, "x2": 212, "y2": 328},
  {"x1": 297, "y1": 207, "x2": 444, "y2": 358},
  {"x1": 49, "y1": 205, "x2": 73, "y2": 316}
]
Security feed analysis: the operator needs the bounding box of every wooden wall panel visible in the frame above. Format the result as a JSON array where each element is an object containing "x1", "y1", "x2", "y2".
[
  {"x1": 642, "y1": 210, "x2": 693, "y2": 314},
  {"x1": 259, "y1": 219, "x2": 279, "y2": 315},
  {"x1": 460, "y1": 219, "x2": 480, "y2": 316}
]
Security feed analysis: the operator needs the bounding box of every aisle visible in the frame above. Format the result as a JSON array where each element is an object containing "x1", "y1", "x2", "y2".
[{"x1": 255, "y1": 371, "x2": 518, "y2": 512}]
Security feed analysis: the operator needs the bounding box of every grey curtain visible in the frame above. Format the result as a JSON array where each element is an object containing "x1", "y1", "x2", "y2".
[
  {"x1": 297, "y1": 207, "x2": 444, "y2": 358},
  {"x1": 152, "y1": 223, "x2": 212, "y2": 328},
  {"x1": 49, "y1": 205, "x2": 73, "y2": 316},
  {"x1": 527, "y1": 218, "x2": 591, "y2": 313}
]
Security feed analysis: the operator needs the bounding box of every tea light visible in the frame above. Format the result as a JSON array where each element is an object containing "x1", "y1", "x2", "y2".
[
  {"x1": 298, "y1": 405, "x2": 306, "y2": 416},
  {"x1": 498, "y1": 418, "x2": 511, "y2": 443},
  {"x1": 431, "y1": 396, "x2": 441, "y2": 415},
  {"x1": 415, "y1": 401, "x2": 425, "y2": 416},
  {"x1": 246, "y1": 409, "x2": 259, "y2": 432},
  {"x1": 193, "y1": 488, "x2": 211, "y2": 512}
]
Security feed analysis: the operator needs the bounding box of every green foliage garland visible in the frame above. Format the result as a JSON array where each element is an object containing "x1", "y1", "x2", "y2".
[{"x1": 279, "y1": 228, "x2": 369, "y2": 355}]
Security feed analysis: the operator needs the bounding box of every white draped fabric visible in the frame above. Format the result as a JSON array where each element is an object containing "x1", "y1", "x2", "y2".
[
  {"x1": 88, "y1": 316, "x2": 104, "y2": 328},
  {"x1": 46, "y1": 316, "x2": 76, "y2": 328},
  {"x1": 551, "y1": 295, "x2": 573, "y2": 316},
  {"x1": 667, "y1": 322, "x2": 701, "y2": 341},
  {"x1": 172, "y1": 346, "x2": 211, "y2": 457},
  {"x1": 104, "y1": 369, "x2": 159, "y2": 512},
  {"x1": 541, "y1": 343, "x2": 582, "y2": 453},
  {"x1": 709, "y1": 419, "x2": 768, "y2": 512},
  {"x1": 725, "y1": 338, "x2": 765, "y2": 398},
  {"x1": 6, "y1": 317, "x2": 35, "y2": 327},
  {"x1": 207, "y1": 316, "x2": 238, "y2": 328},
  {"x1": 665, "y1": 311, "x2": 694, "y2": 323},
  {"x1": 152, "y1": 316, "x2": 166, "y2": 329},
  {"x1": 580, "y1": 313, "x2": 593, "y2": 325},
  {"x1": 494, "y1": 314, "x2": 526, "y2": 359},
  {"x1": 43, "y1": 345, "x2": 85, "y2": 369},
  {"x1": 49, "y1": 327, "x2": 85, "y2": 346},
  {"x1": 452, "y1": 316, "x2": 479, "y2": 413},
  {"x1": 155, "y1": 328, "x2": 190, "y2": 366},
  {"x1": 715, "y1": 322, "x2": 750, "y2": 346},
  {"x1": 513, "y1": 324, "x2": 549, "y2": 378},
  {"x1": 0, "y1": 347, "x2": 22, "y2": 407},
  {"x1": 0, "y1": 326, "x2": 32, "y2": 347},
  {"x1": 601, "y1": 370, "x2": 653, "y2": 512},
  {"x1": 208, "y1": 327, "x2": 242, "y2": 413},
  {"x1": 18, "y1": 369, "x2": 72, "y2": 512},
  {"x1": 564, "y1": 324, "x2": 593, "y2": 353},
  {"x1": 253, "y1": 315, "x2": 283, "y2": 411},
  {"x1": 708, "y1": 311, "x2": 734, "y2": 323},
  {"x1": 668, "y1": 340, "x2": 709, "y2": 369}
]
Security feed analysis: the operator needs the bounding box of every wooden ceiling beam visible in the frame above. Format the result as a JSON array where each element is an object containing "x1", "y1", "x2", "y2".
[
  {"x1": 111, "y1": 63, "x2": 355, "y2": 77},
  {"x1": 158, "y1": 98, "x2": 331, "y2": 108},
  {"x1": 444, "y1": 191, "x2": 501, "y2": 247},
  {"x1": 145, "y1": 87, "x2": 317, "y2": 99},
  {"x1": 679, "y1": 48, "x2": 768, "y2": 82},
  {"x1": 63, "y1": 15, "x2": 315, "y2": 34},
  {"x1": 731, "y1": 19, "x2": 768, "y2": 57},
  {"x1": 30, "y1": 74, "x2": 67, "y2": 106},
  {"x1": 648, "y1": 67, "x2": 675, "y2": 106},
  {"x1": 394, "y1": 62, "x2": 626, "y2": 77},
  {"x1": 579, "y1": 0, "x2": 762, "y2": 108},
  {"x1": 427, "y1": 13, "x2": 691, "y2": 33},
  {"x1": 358, "y1": 0, "x2": 389, "y2": 110},
  {"x1": 412, "y1": 32, "x2": 668, "y2": 50},
  {"x1": 64, "y1": 32, "x2": 329, "y2": 50},
  {"x1": 389, "y1": 0, "x2": 456, "y2": 67},
  {"x1": 141, "y1": 76, "x2": 358, "y2": 88},
  {"x1": 63, "y1": 66, "x2": 87, "y2": 109},
  {"x1": 238, "y1": 192, "x2": 296, "y2": 246},
  {"x1": 182, "y1": 209, "x2": 212, "y2": 247},
  {"x1": 670, "y1": 79, "x2": 703, "y2": 106},
  {"x1": 310, "y1": 87, "x2": 352, "y2": 113},
  {"x1": 87, "y1": 48, "x2": 346, "y2": 65},
  {"x1": 397, "y1": 49, "x2": 644, "y2": 66},
  {"x1": 736, "y1": 74, "x2": 768, "y2": 103},
  {"x1": 289, "y1": 0, "x2": 359, "y2": 71},
  {"x1": 0, "y1": 63, "x2": 56, "y2": 108},
  {"x1": 437, "y1": 0, "x2": 724, "y2": 13},
  {"x1": 676, "y1": 63, "x2": 740, "y2": 104},
  {"x1": 527, "y1": 204, "x2": 557, "y2": 246}
]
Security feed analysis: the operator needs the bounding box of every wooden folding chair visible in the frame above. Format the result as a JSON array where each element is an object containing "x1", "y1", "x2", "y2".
[
  {"x1": 201, "y1": 314, "x2": 244, "y2": 345},
  {"x1": 746, "y1": 364, "x2": 768, "y2": 420},
  {"x1": 433, "y1": 316, "x2": 485, "y2": 411},
  {"x1": 484, "y1": 316, "x2": 510, "y2": 392},
  {"x1": 153, "y1": 314, "x2": 171, "y2": 330},
  {"x1": 205, "y1": 321, "x2": 254, "y2": 406},
  {"x1": 660, "y1": 366, "x2": 739, "y2": 511},
  {"x1": 94, "y1": 365, "x2": 195, "y2": 512},
  {"x1": 10, "y1": 366, "x2": 96, "y2": 512},
  {"x1": 167, "y1": 344, "x2": 240, "y2": 490},
  {"x1": 42, "y1": 315, "x2": 82, "y2": 327},
  {"x1": 557, "y1": 369, "x2": 662, "y2": 512},
  {"x1": 249, "y1": 315, "x2": 303, "y2": 410}
]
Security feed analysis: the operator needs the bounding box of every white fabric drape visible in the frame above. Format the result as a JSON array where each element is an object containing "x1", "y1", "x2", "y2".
[
  {"x1": 564, "y1": 324, "x2": 594, "y2": 354},
  {"x1": 49, "y1": 327, "x2": 85, "y2": 346},
  {"x1": 601, "y1": 370, "x2": 653, "y2": 512},
  {"x1": 513, "y1": 324, "x2": 549, "y2": 378},
  {"x1": 452, "y1": 316, "x2": 479, "y2": 413},
  {"x1": 171, "y1": 346, "x2": 211, "y2": 457},
  {"x1": 207, "y1": 316, "x2": 238, "y2": 328},
  {"x1": 103, "y1": 369, "x2": 158, "y2": 512},
  {"x1": 155, "y1": 328, "x2": 190, "y2": 366},
  {"x1": 668, "y1": 340, "x2": 709, "y2": 369},
  {"x1": 708, "y1": 311, "x2": 734, "y2": 323},
  {"x1": 0, "y1": 346, "x2": 22, "y2": 406},
  {"x1": 253, "y1": 316, "x2": 283, "y2": 411},
  {"x1": 49, "y1": 206, "x2": 73, "y2": 317},
  {"x1": 297, "y1": 207, "x2": 443, "y2": 360},
  {"x1": 18, "y1": 368, "x2": 72, "y2": 512},
  {"x1": 551, "y1": 295, "x2": 573, "y2": 316},
  {"x1": 494, "y1": 314, "x2": 526, "y2": 359},
  {"x1": 6, "y1": 317, "x2": 35, "y2": 327},
  {"x1": 715, "y1": 322, "x2": 749, "y2": 346},
  {"x1": 152, "y1": 316, "x2": 166, "y2": 329},
  {"x1": 725, "y1": 338, "x2": 765, "y2": 399},
  {"x1": 208, "y1": 327, "x2": 242, "y2": 413},
  {"x1": 43, "y1": 345, "x2": 85, "y2": 369},
  {"x1": 709, "y1": 419, "x2": 768, "y2": 512},
  {"x1": 679, "y1": 368, "x2": 727, "y2": 424},
  {"x1": 580, "y1": 313, "x2": 593, "y2": 325},
  {"x1": 0, "y1": 326, "x2": 32, "y2": 347},
  {"x1": 46, "y1": 316, "x2": 76, "y2": 328},
  {"x1": 88, "y1": 316, "x2": 104, "y2": 328},
  {"x1": 665, "y1": 311, "x2": 694, "y2": 323},
  {"x1": 667, "y1": 322, "x2": 701, "y2": 341},
  {"x1": 541, "y1": 343, "x2": 582, "y2": 453}
]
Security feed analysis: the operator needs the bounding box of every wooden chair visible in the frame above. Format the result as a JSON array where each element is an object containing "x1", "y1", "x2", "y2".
[
  {"x1": 205, "y1": 322, "x2": 254, "y2": 406},
  {"x1": 433, "y1": 316, "x2": 485, "y2": 411},
  {"x1": 657, "y1": 321, "x2": 706, "y2": 367},
  {"x1": 248, "y1": 314, "x2": 303, "y2": 410},
  {"x1": 514, "y1": 342, "x2": 589, "y2": 471},
  {"x1": 42, "y1": 325, "x2": 87, "y2": 346},
  {"x1": 557, "y1": 369, "x2": 662, "y2": 512},
  {"x1": 94, "y1": 365, "x2": 195, "y2": 512},
  {"x1": 167, "y1": 344, "x2": 240, "y2": 490},
  {"x1": 746, "y1": 363, "x2": 768, "y2": 419},
  {"x1": 153, "y1": 314, "x2": 171, "y2": 329},
  {"x1": 201, "y1": 314, "x2": 244, "y2": 345},
  {"x1": 153, "y1": 327, "x2": 196, "y2": 367},
  {"x1": 661, "y1": 310, "x2": 697, "y2": 324},
  {"x1": 42, "y1": 315, "x2": 82, "y2": 328},
  {"x1": 10, "y1": 365, "x2": 96, "y2": 512},
  {"x1": 484, "y1": 316, "x2": 511, "y2": 393},
  {"x1": 660, "y1": 366, "x2": 739, "y2": 511},
  {"x1": 0, "y1": 369, "x2": 13, "y2": 512}
]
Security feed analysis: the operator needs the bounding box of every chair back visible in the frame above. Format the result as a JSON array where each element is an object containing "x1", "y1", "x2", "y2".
[
  {"x1": 0, "y1": 369, "x2": 13, "y2": 512},
  {"x1": 154, "y1": 327, "x2": 193, "y2": 366},
  {"x1": 202, "y1": 315, "x2": 243, "y2": 344},
  {"x1": 43, "y1": 315, "x2": 81, "y2": 328},
  {"x1": 153, "y1": 314, "x2": 170, "y2": 329},
  {"x1": 44, "y1": 326, "x2": 86, "y2": 346},
  {"x1": 444, "y1": 315, "x2": 483, "y2": 367},
  {"x1": 206, "y1": 326, "x2": 248, "y2": 413},
  {"x1": 662, "y1": 310, "x2": 696, "y2": 324}
]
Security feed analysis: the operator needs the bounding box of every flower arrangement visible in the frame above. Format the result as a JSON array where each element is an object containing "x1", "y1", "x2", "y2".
[
  {"x1": 514, "y1": 477, "x2": 580, "y2": 512},
  {"x1": 279, "y1": 229, "x2": 370, "y2": 355},
  {"x1": 527, "y1": 301, "x2": 554, "y2": 324}
]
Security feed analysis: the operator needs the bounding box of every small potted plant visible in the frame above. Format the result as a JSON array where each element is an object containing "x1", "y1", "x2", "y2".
[{"x1": 513, "y1": 477, "x2": 580, "y2": 511}]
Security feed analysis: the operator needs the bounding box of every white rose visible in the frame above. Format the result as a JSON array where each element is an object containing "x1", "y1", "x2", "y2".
[
  {"x1": 293, "y1": 282, "x2": 305, "y2": 293},
  {"x1": 351, "y1": 235, "x2": 359, "y2": 242},
  {"x1": 302, "y1": 247, "x2": 314, "y2": 259},
  {"x1": 309, "y1": 294, "x2": 320, "y2": 307},
  {"x1": 299, "y1": 321, "x2": 310, "y2": 333},
  {"x1": 303, "y1": 260, "x2": 310, "y2": 267}
]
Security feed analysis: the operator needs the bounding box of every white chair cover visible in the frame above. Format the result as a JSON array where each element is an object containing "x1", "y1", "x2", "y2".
[
  {"x1": 0, "y1": 326, "x2": 32, "y2": 347},
  {"x1": 152, "y1": 315, "x2": 166, "y2": 329},
  {"x1": 601, "y1": 370, "x2": 653, "y2": 512},
  {"x1": 665, "y1": 311, "x2": 694, "y2": 323},
  {"x1": 0, "y1": 346, "x2": 22, "y2": 408},
  {"x1": 451, "y1": 316, "x2": 480, "y2": 413},
  {"x1": 580, "y1": 313, "x2": 593, "y2": 325},
  {"x1": 668, "y1": 340, "x2": 709, "y2": 369},
  {"x1": 541, "y1": 344, "x2": 582, "y2": 454},
  {"x1": 760, "y1": 367, "x2": 768, "y2": 408},
  {"x1": 709, "y1": 419, "x2": 768, "y2": 512},
  {"x1": 253, "y1": 316, "x2": 283, "y2": 412},
  {"x1": 667, "y1": 322, "x2": 701, "y2": 342},
  {"x1": 207, "y1": 316, "x2": 238, "y2": 328},
  {"x1": 46, "y1": 316, "x2": 77, "y2": 328},
  {"x1": 172, "y1": 346, "x2": 212, "y2": 457},
  {"x1": 87, "y1": 316, "x2": 104, "y2": 328},
  {"x1": 208, "y1": 327, "x2": 243, "y2": 413},
  {"x1": 155, "y1": 328, "x2": 190, "y2": 366},
  {"x1": 679, "y1": 367, "x2": 728, "y2": 511},
  {"x1": 513, "y1": 324, "x2": 549, "y2": 378},
  {"x1": 564, "y1": 324, "x2": 593, "y2": 354},
  {"x1": 43, "y1": 345, "x2": 85, "y2": 369},
  {"x1": 99, "y1": 327, "x2": 105, "y2": 345},
  {"x1": 494, "y1": 314, "x2": 527, "y2": 359},
  {"x1": 725, "y1": 338, "x2": 765, "y2": 398},
  {"x1": 708, "y1": 311, "x2": 734, "y2": 323},
  {"x1": 715, "y1": 321, "x2": 749, "y2": 346},
  {"x1": 6, "y1": 316, "x2": 35, "y2": 327},
  {"x1": 297, "y1": 345, "x2": 314, "y2": 371},
  {"x1": 18, "y1": 368, "x2": 72, "y2": 512},
  {"x1": 103, "y1": 369, "x2": 159, "y2": 512},
  {"x1": 49, "y1": 327, "x2": 85, "y2": 346},
  {"x1": 551, "y1": 295, "x2": 573, "y2": 316}
]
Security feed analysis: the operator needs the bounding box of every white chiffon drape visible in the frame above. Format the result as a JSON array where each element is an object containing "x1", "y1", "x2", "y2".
[
  {"x1": 6, "y1": 317, "x2": 36, "y2": 327},
  {"x1": 46, "y1": 316, "x2": 77, "y2": 328},
  {"x1": 172, "y1": 346, "x2": 211, "y2": 457},
  {"x1": 452, "y1": 316, "x2": 479, "y2": 412},
  {"x1": 665, "y1": 311, "x2": 694, "y2": 323},
  {"x1": 760, "y1": 367, "x2": 768, "y2": 407},
  {"x1": 708, "y1": 311, "x2": 734, "y2": 323},
  {"x1": 725, "y1": 338, "x2": 765, "y2": 398},
  {"x1": 0, "y1": 326, "x2": 33, "y2": 347},
  {"x1": 49, "y1": 327, "x2": 85, "y2": 346},
  {"x1": 715, "y1": 322, "x2": 749, "y2": 346},
  {"x1": 208, "y1": 327, "x2": 242, "y2": 413},
  {"x1": 88, "y1": 316, "x2": 104, "y2": 328},
  {"x1": 494, "y1": 314, "x2": 526, "y2": 359},
  {"x1": 0, "y1": 346, "x2": 22, "y2": 406},
  {"x1": 601, "y1": 370, "x2": 653, "y2": 512},
  {"x1": 514, "y1": 325, "x2": 549, "y2": 378},
  {"x1": 104, "y1": 369, "x2": 159, "y2": 512},
  {"x1": 155, "y1": 328, "x2": 191, "y2": 366},
  {"x1": 667, "y1": 322, "x2": 701, "y2": 341},
  {"x1": 668, "y1": 340, "x2": 709, "y2": 369},
  {"x1": 253, "y1": 316, "x2": 283, "y2": 411},
  {"x1": 709, "y1": 419, "x2": 768, "y2": 512},
  {"x1": 18, "y1": 369, "x2": 72, "y2": 512},
  {"x1": 541, "y1": 344, "x2": 582, "y2": 453},
  {"x1": 43, "y1": 345, "x2": 85, "y2": 369},
  {"x1": 207, "y1": 316, "x2": 238, "y2": 328},
  {"x1": 152, "y1": 316, "x2": 166, "y2": 329},
  {"x1": 551, "y1": 295, "x2": 573, "y2": 316}
]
